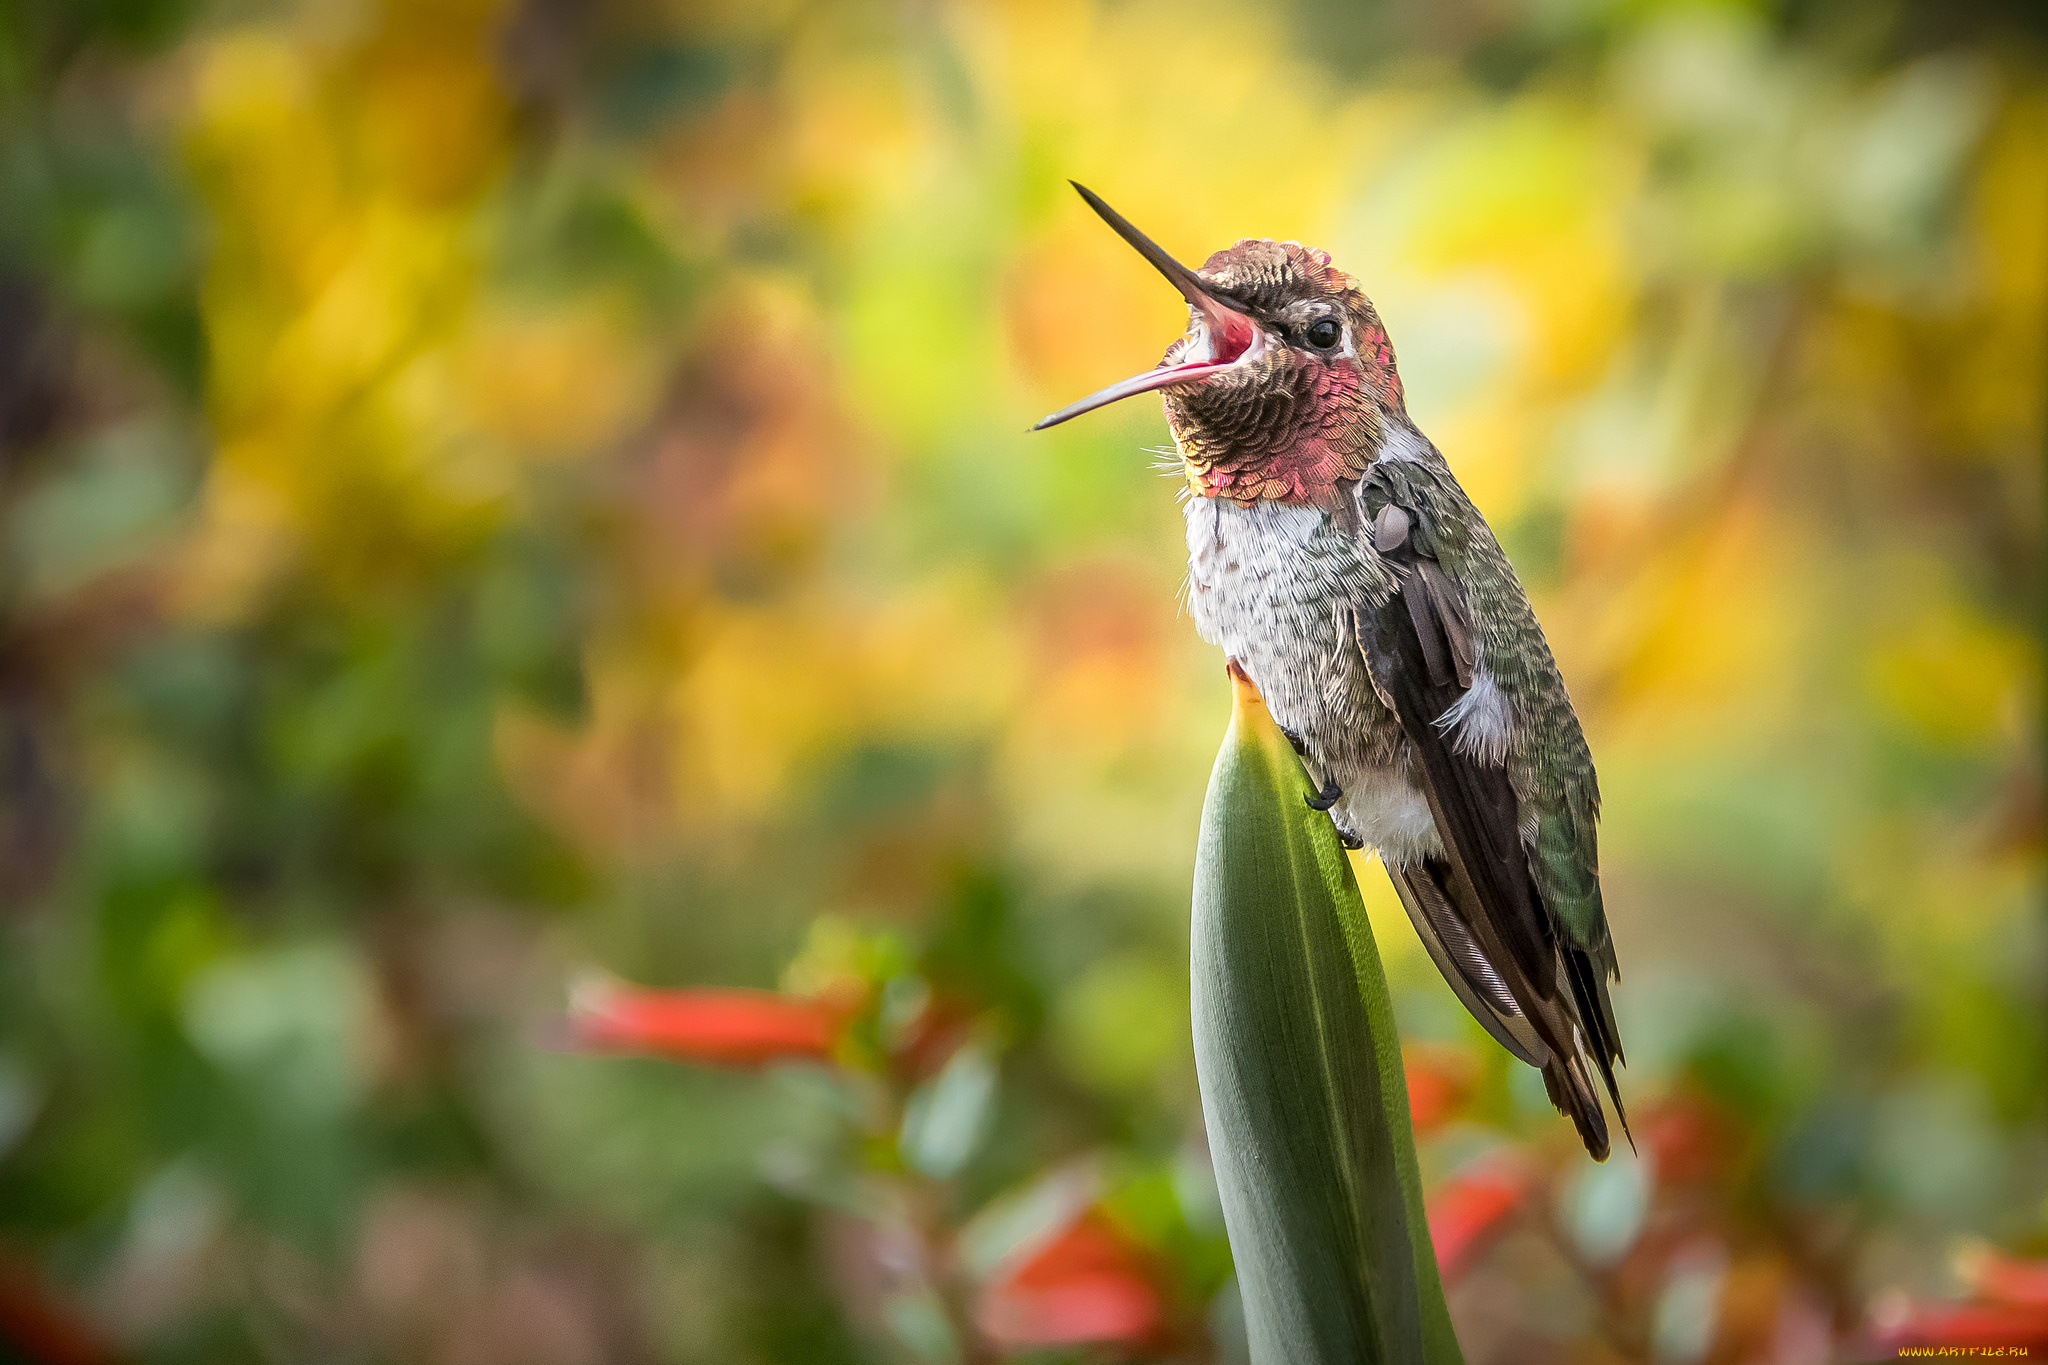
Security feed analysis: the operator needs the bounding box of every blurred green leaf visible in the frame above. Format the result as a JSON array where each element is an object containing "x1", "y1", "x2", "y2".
[{"x1": 899, "y1": 1040, "x2": 996, "y2": 1180}]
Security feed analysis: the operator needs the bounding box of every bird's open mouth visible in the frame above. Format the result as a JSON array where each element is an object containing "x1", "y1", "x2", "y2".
[
  {"x1": 1032, "y1": 184, "x2": 1263, "y2": 432},
  {"x1": 1181, "y1": 305, "x2": 1262, "y2": 370}
]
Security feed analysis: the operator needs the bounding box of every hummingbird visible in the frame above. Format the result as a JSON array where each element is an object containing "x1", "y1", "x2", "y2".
[{"x1": 1035, "y1": 184, "x2": 1627, "y2": 1160}]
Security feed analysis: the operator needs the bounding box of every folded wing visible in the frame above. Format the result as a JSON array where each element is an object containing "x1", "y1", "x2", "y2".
[{"x1": 1352, "y1": 500, "x2": 1627, "y2": 1160}]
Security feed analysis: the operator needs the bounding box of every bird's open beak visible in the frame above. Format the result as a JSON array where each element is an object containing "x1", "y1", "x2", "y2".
[{"x1": 1032, "y1": 183, "x2": 1262, "y2": 432}]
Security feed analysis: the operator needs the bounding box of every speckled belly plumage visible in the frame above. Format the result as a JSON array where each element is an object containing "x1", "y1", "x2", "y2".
[{"x1": 1183, "y1": 494, "x2": 1444, "y2": 866}]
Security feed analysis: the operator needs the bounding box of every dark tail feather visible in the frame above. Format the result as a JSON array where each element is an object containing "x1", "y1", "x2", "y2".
[
  {"x1": 1564, "y1": 944, "x2": 1633, "y2": 1156},
  {"x1": 1409, "y1": 855, "x2": 1613, "y2": 1162},
  {"x1": 1541, "y1": 1051, "x2": 1611, "y2": 1161}
]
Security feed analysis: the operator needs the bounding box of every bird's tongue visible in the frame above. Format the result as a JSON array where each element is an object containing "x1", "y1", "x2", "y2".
[{"x1": 1204, "y1": 309, "x2": 1257, "y2": 366}]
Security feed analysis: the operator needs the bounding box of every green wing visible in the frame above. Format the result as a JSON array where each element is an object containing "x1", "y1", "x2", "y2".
[{"x1": 1356, "y1": 463, "x2": 1628, "y2": 1159}]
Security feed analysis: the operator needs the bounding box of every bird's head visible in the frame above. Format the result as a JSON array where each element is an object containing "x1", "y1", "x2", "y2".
[{"x1": 1034, "y1": 183, "x2": 1406, "y2": 508}]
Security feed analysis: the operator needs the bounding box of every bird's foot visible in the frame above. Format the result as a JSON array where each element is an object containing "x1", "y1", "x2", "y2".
[
  {"x1": 1334, "y1": 823, "x2": 1365, "y2": 851},
  {"x1": 1277, "y1": 724, "x2": 1311, "y2": 758},
  {"x1": 1304, "y1": 776, "x2": 1342, "y2": 812}
]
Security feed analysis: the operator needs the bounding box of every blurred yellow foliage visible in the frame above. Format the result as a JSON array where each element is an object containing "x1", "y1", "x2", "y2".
[
  {"x1": 20, "y1": 0, "x2": 2034, "y2": 1351},
  {"x1": 163, "y1": 0, "x2": 2041, "y2": 958}
]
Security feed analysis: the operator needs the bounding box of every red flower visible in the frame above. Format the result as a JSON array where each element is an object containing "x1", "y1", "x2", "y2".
[
  {"x1": 567, "y1": 979, "x2": 843, "y2": 1068},
  {"x1": 1958, "y1": 1243, "x2": 2048, "y2": 1310},
  {"x1": 1870, "y1": 1298, "x2": 2048, "y2": 1351},
  {"x1": 1402, "y1": 1043, "x2": 1473, "y2": 1135},
  {"x1": 978, "y1": 1211, "x2": 1167, "y2": 1351},
  {"x1": 1867, "y1": 1247, "x2": 2048, "y2": 1355},
  {"x1": 1428, "y1": 1154, "x2": 1535, "y2": 1282}
]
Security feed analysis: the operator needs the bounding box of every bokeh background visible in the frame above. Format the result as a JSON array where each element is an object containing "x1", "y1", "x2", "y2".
[{"x1": 1, "y1": 0, "x2": 2042, "y2": 1361}]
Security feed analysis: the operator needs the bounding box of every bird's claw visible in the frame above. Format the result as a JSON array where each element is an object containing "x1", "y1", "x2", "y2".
[
  {"x1": 1336, "y1": 828, "x2": 1365, "y2": 851},
  {"x1": 1304, "y1": 777, "x2": 1342, "y2": 812}
]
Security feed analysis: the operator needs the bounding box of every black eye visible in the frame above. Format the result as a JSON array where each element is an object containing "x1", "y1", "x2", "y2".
[{"x1": 1307, "y1": 318, "x2": 1341, "y2": 349}]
